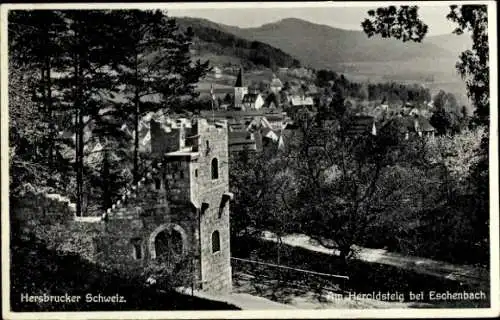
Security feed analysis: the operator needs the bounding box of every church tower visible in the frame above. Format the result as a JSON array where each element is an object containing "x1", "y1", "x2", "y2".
[{"x1": 233, "y1": 68, "x2": 248, "y2": 110}]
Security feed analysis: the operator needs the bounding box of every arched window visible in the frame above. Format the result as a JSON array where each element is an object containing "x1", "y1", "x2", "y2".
[
  {"x1": 212, "y1": 230, "x2": 220, "y2": 253},
  {"x1": 211, "y1": 158, "x2": 219, "y2": 180},
  {"x1": 131, "y1": 238, "x2": 143, "y2": 260},
  {"x1": 194, "y1": 169, "x2": 198, "y2": 178},
  {"x1": 206, "y1": 140, "x2": 211, "y2": 155}
]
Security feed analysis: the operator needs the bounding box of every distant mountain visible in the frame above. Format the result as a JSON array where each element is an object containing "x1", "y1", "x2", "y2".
[
  {"x1": 176, "y1": 17, "x2": 301, "y2": 69},
  {"x1": 427, "y1": 33, "x2": 473, "y2": 57},
  {"x1": 216, "y1": 17, "x2": 470, "y2": 105},
  {"x1": 175, "y1": 16, "x2": 471, "y2": 105},
  {"x1": 217, "y1": 17, "x2": 464, "y2": 69}
]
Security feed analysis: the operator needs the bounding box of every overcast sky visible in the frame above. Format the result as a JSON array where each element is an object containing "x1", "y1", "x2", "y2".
[{"x1": 166, "y1": 3, "x2": 457, "y2": 36}]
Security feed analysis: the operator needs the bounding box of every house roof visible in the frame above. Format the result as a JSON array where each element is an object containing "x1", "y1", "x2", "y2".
[
  {"x1": 290, "y1": 96, "x2": 314, "y2": 106},
  {"x1": 242, "y1": 93, "x2": 261, "y2": 103},
  {"x1": 383, "y1": 114, "x2": 435, "y2": 134},
  {"x1": 417, "y1": 116, "x2": 435, "y2": 132},
  {"x1": 344, "y1": 115, "x2": 376, "y2": 136},
  {"x1": 270, "y1": 76, "x2": 283, "y2": 88},
  {"x1": 229, "y1": 131, "x2": 254, "y2": 141}
]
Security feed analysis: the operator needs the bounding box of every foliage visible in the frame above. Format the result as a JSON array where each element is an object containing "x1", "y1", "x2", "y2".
[
  {"x1": 447, "y1": 5, "x2": 489, "y2": 126},
  {"x1": 229, "y1": 147, "x2": 299, "y2": 239},
  {"x1": 231, "y1": 115, "x2": 488, "y2": 264},
  {"x1": 430, "y1": 107, "x2": 453, "y2": 135},
  {"x1": 362, "y1": 6, "x2": 428, "y2": 42},
  {"x1": 315, "y1": 68, "x2": 432, "y2": 109}
]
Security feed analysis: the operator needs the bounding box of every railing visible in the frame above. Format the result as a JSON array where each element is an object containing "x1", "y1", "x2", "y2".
[{"x1": 231, "y1": 256, "x2": 349, "y2": 292}]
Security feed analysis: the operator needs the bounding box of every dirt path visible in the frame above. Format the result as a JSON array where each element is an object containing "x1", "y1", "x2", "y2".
[
  {"x1": 231, "y1": 272, "x2": 429, "y2": 309},
  {"x1": 176, "y1": 287, "x2": 295, "y2": 309},
  {"x1": 260, "y1": 231, "x2": 489, "y2": 290}
]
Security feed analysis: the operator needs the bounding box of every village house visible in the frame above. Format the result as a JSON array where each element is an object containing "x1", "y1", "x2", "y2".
[
  {"x1": 344, "y1": 115, "x2": 378, "y2": 136},
  {"x1": 386, "y1": 114, "x2": 435, "y2": 139},
  {"x1": 242, "y1": 93, "x2": 265, "y2": 110},
  {"x1": 270, "y1": 74, "x2": 283, "y2": 94},
  {"x1": 278, "y1": 67, "x2": 289, "y2": 74},
  {"x1": 289, "y1": 95, "x2": 314, "y2": 108},
  {"x1": 198, "y1": 108, "x2": 291, "y2": 153},
  {"x1": 212, "y1": 66, "x2": 222, "y2": 79}
]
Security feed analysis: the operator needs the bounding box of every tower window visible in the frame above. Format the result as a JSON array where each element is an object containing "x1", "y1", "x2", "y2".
[
  {"x1": 179, "y1": 169, "x2": 184, "y2": 179},
  {"x1": 212, "y1": 230, "x2": 220, "y2": 253},
  {"x1": 154, "y1": 178, "x2": 161, "y2": 190},
  {"x1": 131, "y1": 238, "x2": 143, "y2": 260},
  {"x1": 211, "y1": 158, "x2": 219, "y2": 180},
  {"x1": 206, "y1": 140, "x2": 211, "y2": 155},
  {"x1": 194, "y1": 169, "x2": 198, "y2": 178}
]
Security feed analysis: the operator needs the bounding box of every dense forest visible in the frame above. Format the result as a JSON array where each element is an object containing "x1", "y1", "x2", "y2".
[
  {"x1": 315, "y1": 69, "x2": 432, "y2": 103},
  {"x1": 177, "y1": 17, "x2": 301, "y2": 69}
]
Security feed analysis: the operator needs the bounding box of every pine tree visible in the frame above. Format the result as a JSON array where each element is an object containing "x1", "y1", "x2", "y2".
[
  {"x1": 54, "y1": 10, "x2": 130, "y2": 216},
  {"x1": 110, "y1": 10, "x2": 209, "y2": 182},
  {"x1": 9, "y1": 10, "x2": 68, "y2": 176}
]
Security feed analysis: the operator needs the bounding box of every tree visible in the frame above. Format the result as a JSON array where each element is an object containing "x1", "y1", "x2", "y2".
[
  {"x1": 447, "y1": 5, "x2": 489, "y2": 127},
  {"x1": 287, "y1": 120, "x2": 399, "y2": 262},
  {"x1": 111, "y1": 10, "x2": 209, "y2": 182},
  {"x1": 430, "y1": 91, "x2": 458, "y2": 135},
  {"x1": 9, "y1": 10, "x2": 68, "y2": 173},
  {"x1": 223, "y1": 93, "x2": 232, "y2": 104},
  {"x1": 53, "y1": 10, "x2": 131, "y2": 216},
  {"x1": 8, "y1": 62, "x2": 53, "y2": 196}
]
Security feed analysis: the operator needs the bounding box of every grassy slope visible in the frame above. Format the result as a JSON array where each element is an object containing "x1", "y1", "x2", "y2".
[{"x1": 10, "y1": 235, "x2": 239, "y2": 312}]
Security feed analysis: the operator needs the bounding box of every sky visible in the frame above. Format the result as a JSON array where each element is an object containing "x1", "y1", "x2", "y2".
[{"x1": 166, "y1": 3, "x2": 457, "y2": 36}]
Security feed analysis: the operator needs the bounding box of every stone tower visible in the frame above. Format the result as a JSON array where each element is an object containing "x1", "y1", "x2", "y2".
[
  {"x1": 233, "y1": 68, "x2": 248, "y2": 110},
  {"x1": 93, "y1": 117, "x2": 233, "y2": 294}
]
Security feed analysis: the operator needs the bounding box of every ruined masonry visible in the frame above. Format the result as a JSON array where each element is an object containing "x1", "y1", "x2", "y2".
[{"x1": 76, "y1": 118, "x2": 233, "y2": 294}]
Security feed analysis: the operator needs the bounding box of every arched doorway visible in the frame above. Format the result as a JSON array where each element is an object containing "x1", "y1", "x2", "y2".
[
  {"x1": 155, "y1": 229, "x2": 183, "y2": 262},
  {"x1": 148, "y1": 224, "x2": 188, "y2": 261}
]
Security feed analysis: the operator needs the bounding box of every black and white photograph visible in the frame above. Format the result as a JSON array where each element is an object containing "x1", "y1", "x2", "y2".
[{"x1": 1, "y1": 1, "x2": 498, "y2": 318}]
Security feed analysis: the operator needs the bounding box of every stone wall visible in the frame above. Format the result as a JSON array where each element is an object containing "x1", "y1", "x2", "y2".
[
  {"x1": 10, "y1": 191, "x2": 103, "y2": 261},
  {"x1": 11, "y1": 191, "x2": 76, "y2": 226},
  {"x1": 12, "y1": 117, "x2": 234, "y2": 296},
  {"x1": 150, "y1": 119, "x2": 181, "y2": 158}
]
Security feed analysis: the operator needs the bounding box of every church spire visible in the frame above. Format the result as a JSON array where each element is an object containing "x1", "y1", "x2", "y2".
[{"x1": 235, "y1": 68, "x2": 243, "y2": 87}]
